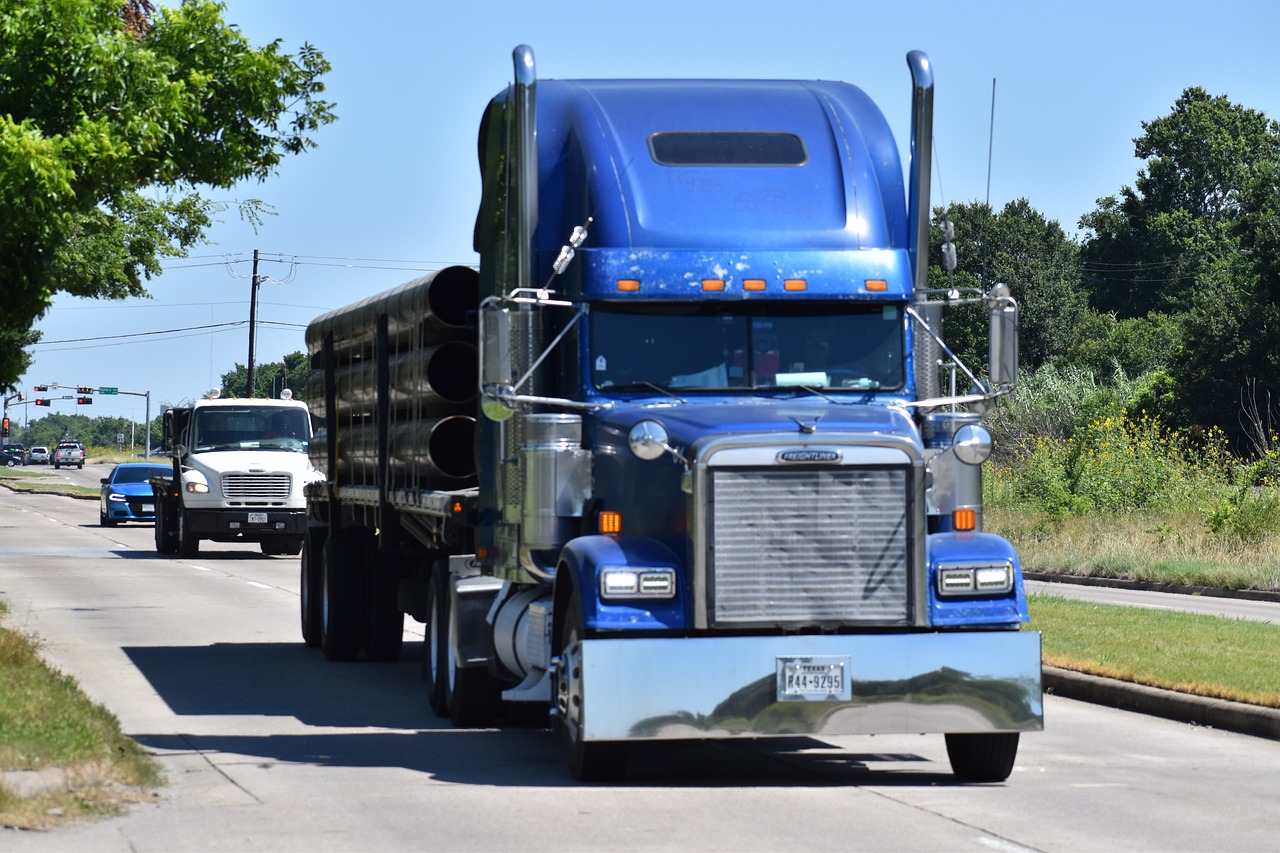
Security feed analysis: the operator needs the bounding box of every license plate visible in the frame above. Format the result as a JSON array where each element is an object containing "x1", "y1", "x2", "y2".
[
  {"x1": 247, "y1": 512, "x2": 268, "y2": 524},
  {"x1": 777, "y1": 656, "x2": 851, "y2": 701},
  {"x1": 142, "y1": 504, "x2": 154, "y2": 513}
]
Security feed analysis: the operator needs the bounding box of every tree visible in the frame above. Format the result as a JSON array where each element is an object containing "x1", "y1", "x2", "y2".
[
  {"x1": 219, "y1": 351, "x2": 310, "y2": 399},
  {"x1": 1079, "y1": 88, "x2": 1280, "y2": 445},
  {"x1": 0, "y1": 0, "x2": 336, "y2": 389},
  {"x1": 928, "y1": 199, "x2": 1087, "y2": 376},
  {"x1": 1079, "y1": 88, "x2": 1280, "y2": 319}
]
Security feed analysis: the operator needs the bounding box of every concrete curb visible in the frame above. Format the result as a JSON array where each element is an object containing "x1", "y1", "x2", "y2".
[
  {"x1": 1044, "y1": 666, "x2": 1280, "y2": 741},
  {"x1": 1024, "y1": 571, "x2": 1280, "y2": 604}
]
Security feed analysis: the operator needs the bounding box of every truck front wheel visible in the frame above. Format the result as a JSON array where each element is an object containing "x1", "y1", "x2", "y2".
[
  {"x1": 177, "y1": 509, "x2": 200, "y2": 557},
  {"x1": 154, "y1": 501, "x2": 178, "y2": 555},
  {"x1": 555, "y1": 594, "x2": 628, "y2": 782},
  {"x1": 945, "y1": 732, "x2": 1020, "y2": 782},
  {"x1": 423, "y1": 566, "x2": 449, "y2": 717}
]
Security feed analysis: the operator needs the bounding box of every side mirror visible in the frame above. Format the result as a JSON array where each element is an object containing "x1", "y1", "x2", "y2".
[
  {"x1": 988, "y1": 283, "x2": 1019, "y2": 390},
  {"x1": 479, "y1": 300, "x2": 516, "y2": 421}
]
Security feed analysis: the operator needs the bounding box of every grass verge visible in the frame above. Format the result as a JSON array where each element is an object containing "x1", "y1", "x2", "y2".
[
  {"x1": 1030, "y1": 593, "x2": 1280, "y2": 707},
  {"x1": 0, "y1": 602, "x2": 162, "y2": 831},
  {"x1": 990, "y1": 508, "x2": 1280, "y2": 591},
  {"x1": 0, "y1": 467, "x2": 99, "y2": 499}
]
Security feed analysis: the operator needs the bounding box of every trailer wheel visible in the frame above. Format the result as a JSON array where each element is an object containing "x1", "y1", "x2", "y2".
[
  {"x1": 556, "y1": 593, "x2": 628, "y2": 781},
  {"x1": 177, "y1": 508, "x2": 199, "y2": 557},
  {"x1": 364, "y1": 550, "x2": 403, "y2": 662},
  {"x1": 300, "y1": 527, "x2": 326, "y2": 647},
  {"x1": 945, "y1": 733, "x2": 1020, "y2": 782},
  {"x1": 321, "y1": 537, "x2": 364, "y2": 661}
]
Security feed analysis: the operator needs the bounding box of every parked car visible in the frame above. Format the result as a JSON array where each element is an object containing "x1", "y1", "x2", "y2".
[
  {"x1": 100, "y1": 462, "x2": 171, "y2": 526},
  {"x1": 53, "y1": 442, "x2": 85, "y2": 469},
  {"x1": 1, "y1": 447, "x2": 24, "y2": 467},
  {"x1": 28, "y1": 446, "x2": 49, "y2": 464}
]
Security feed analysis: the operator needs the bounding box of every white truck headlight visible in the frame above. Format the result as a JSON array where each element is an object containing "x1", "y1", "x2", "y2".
[
  {"x1": 599, "y1": 567, "x2": 676, "y2": 600},
  {"x1": 936, "y1": 562, "x2": 1013, "y2": 597}
]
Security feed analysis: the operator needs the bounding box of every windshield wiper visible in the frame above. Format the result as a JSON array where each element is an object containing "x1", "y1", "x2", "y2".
[{"x1": 604, "y1": 382, "x2": 686, "y2": 403}]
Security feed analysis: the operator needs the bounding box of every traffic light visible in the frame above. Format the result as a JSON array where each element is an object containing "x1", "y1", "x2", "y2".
[
  {"x1": 76, "y1": 387, "x2": 94, "y2": 394},
  {"x1": 2, "y1": 417, "x2": 8, "y2": 437},
  {"x1": 35, "y1": 399, "x2": 51, "y2": 407},
  {"x1": 33, "y1": 385, "x2": 48, "y2": 392},
  {"x1": 76, "y1": 397, "x2": 93, "y2": 405}
]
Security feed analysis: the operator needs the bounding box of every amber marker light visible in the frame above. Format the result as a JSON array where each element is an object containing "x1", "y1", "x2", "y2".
[
  {"x1": 953, "y1": 508, "x2": 977, "y2": 531},
  {"x1": 865, "y1": 279, "x2": 888, "y2": 292},
  {"x1": 743, "y1": 279, "x2": 766, "y2": 291},
  {"x1": 617, "y1": 279, "x2": 640, "y2": 292},
  {"x1": 599, "y1": 511, "x2": 622, "y2": 534},
  {"x1": 701, "y1": 279, "x2": 725, "y2": 292},
  {"x1": 784, "y1": 279, "x2": 807, "y2": 291}
]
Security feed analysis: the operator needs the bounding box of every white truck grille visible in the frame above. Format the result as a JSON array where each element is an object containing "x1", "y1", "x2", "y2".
[
  {"x1": 222, "y1": 472, "x2": 292, "y2": 501},
  {"x1": 708, "y1": 467, "x2": 910, "y2": 627}
]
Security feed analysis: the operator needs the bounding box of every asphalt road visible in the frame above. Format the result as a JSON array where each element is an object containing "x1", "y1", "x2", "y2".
[{"x1": 4, "y1": 482, "x2": 1280, "y2": 850}]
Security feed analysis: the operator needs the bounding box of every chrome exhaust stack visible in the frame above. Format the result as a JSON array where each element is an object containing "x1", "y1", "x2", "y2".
[{"x1": 906, "y1": 50, "x2": 942, "y2": 401}]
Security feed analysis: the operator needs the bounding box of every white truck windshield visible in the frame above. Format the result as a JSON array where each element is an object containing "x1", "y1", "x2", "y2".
[{"x1": 192, "y1": 406, "x2": 310, "y2": 452}]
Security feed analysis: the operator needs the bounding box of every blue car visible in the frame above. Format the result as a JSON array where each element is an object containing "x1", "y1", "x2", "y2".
[{"x1": 100, "y1": 462, "x2": 171, "y2": 526}]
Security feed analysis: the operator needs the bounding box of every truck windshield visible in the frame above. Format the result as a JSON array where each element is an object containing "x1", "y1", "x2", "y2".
[
  {"x1": 590, "y1": 302, "x2": 905, "y2": 392},
  {"x1": 192, "y1": 406, "x2": 310, "y2": 452}
]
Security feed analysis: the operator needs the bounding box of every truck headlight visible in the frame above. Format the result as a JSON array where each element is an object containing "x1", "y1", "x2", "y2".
[
  {"x1": 599, "y1": 567, "x2": 677, "y2": 600},
  {"x1": 183, "y1": 470, "x2": 210, "y2": 494},
  {"x1": 936, "y1": 562, "x2": 1013, "y2": 597}
]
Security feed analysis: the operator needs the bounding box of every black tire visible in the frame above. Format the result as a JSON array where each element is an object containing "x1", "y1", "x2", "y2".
[
  {"x1": 100, "y1": 506, "x2": 116, "y2": 527},
  {"x1": 177, "y1": 508, "x2": 199, "y2": 557},
  {"x1": 300, "y1": 527, "x2": 326, "y2": 647},
  {"x1": 945, "y1": 733, "x2": 1020, "y2": 782},
  {"x1": 281, "y1": 537, "x2": 303, "y2": 557},
  {"x1": 445, "y1": 578, "x2": 500, "y2": 727},
  {"x1": 320, "y1": 536, "x2": 364, "y2": 661},
  {"x1": 364, "y1": 553, "x2": 404, "y2": 662},
  {"x1": 556, "y1": 592, "x2": 628, "y2": 781},
  {"x1": 154, "y1": 499, "x2": 179, "y2": 555},
  {"x1": 423, "y1": 565, "x2": 449, "y2": 718}
]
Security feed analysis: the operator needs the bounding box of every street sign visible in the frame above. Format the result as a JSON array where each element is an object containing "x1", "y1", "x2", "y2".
[{"x1": 100, "y1": 387, "x2": 118, "y2": 395}]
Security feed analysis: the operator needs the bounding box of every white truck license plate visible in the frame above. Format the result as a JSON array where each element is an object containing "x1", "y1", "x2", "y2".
[
  {"x1": 777, "y1": 656, "x2": 851, "y2": 701},
  {"x1": 247, "y1": 512, "x2": 268, "y2": 524}
]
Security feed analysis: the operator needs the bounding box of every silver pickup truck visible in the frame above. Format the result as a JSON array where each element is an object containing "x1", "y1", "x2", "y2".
[{"x1": 53, "y1": 442, "x2": 85, "y2": 469}]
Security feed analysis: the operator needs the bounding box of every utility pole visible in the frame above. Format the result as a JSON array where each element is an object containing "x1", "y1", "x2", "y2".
[{"x1": 246, "y1": 248, "x2": 260, "y2": 398}]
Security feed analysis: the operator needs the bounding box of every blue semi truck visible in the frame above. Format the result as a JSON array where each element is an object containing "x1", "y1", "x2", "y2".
[{"x1": 302, "y1": 46, "x2": 1041, "y2": 781}]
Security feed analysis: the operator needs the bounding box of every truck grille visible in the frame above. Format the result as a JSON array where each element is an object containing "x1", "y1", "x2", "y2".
[
  {"x1": 708, "y1": 467, "x2": 910, "y2": 627},
  {"x1": 222, "y1": 472, "x2": 292, "y2": 501}
]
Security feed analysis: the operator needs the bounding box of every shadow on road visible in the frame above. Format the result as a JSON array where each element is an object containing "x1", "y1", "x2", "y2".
[{"x1": 124, "y1": 641, "x2": 952, "y2": 788}]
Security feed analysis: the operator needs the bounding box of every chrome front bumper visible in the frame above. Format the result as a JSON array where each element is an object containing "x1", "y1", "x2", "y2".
[{"x1": 578, "y1": 630, "x2": 1042, "y2": 741}]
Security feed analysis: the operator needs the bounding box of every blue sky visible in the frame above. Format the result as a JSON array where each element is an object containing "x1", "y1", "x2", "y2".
[{"x1": 12, "y1": 0, "x2": 1280, "y2": 425}]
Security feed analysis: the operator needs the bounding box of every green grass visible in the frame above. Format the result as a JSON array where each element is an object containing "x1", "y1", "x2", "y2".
[
  {"x1": 0, "y1": 602, "x2": 162, "y2": 829},
  {"x1": 1030, "y1": 594, "x2": 1280, "y2": 707}
]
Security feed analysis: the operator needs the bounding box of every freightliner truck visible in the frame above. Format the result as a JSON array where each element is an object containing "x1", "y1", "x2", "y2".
[
  {"x1": 302, "y1": 46, "x2": 1042, "y2": 782},
  {"x1": 152, "y1": 390, "x2": 321, "y2": 558}
]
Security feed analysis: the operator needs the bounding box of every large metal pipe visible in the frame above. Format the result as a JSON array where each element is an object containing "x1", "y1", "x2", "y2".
[
  {"x1": 307, "y1": 341, "x2": 478, "y2": 420},
  {"x1": 305, "y1": 265, "x2": 478, "y2": 359}
]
